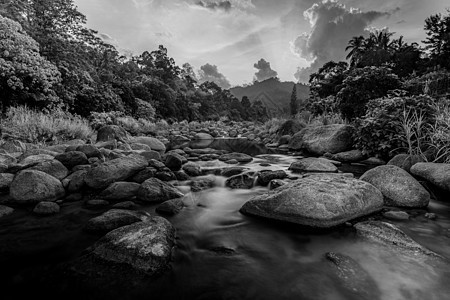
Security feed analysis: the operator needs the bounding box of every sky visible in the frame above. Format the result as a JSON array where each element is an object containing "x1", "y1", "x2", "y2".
[{"x1": 74, "y1": 0, "x2": 449, "y2": 87}]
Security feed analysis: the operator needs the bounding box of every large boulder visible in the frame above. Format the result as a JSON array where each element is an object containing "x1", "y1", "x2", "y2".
[
  {"x1": 360, "y1": 165, "x2": 430, "y2": 208},
  {"x1": 182, "y1": 162, "x2": 202, "y2": 177},
  {"x1": 33, "y1": 201, "x2": 60, "y2": 215},
  {"x1": 96, "y1": 125, "x2": 129, "y2": 143},
  {"x1": 410, "y1": 163, "x2": 450, "y2": 192},
  {"x1": 0, "y1": 139, "x2": 26, "y2": 153},
  {"x1": 164, "y1": 153, "x2": 184, "y2": 171},
  {"x1": 328, "y1": 150, "x2": 365, "y2": 163},
  {"x1": 10, "y1": 170, "x2": 65, "y2": 204},
  {"x1": 257, "y1": 170, "x2": 287, "y2": 186},
  {"x1": 289, "y1": 158, "x2": 338, "y2": 173},
  {"x1": 55, "y1": 151, "x2": 89, "y2": 169},
  {"x1": 240, "y1": 174, "x2": 383, "y2": 228},
  {"x1": 225, "y1": 172, "x2": 255, "y2": 189},
  {"x1": 84, "y1": 154, "x2": 148, "y2": 190},
  {"x1": 193, "y1": 132, "x2": 213, "y2": 140},
  {"x1": 137, "y1": 178, "x2": 183, "y2": 203},
  {"x1": 73, "y1": 218, "x2": 175, "y2": 277},
  {"x1": 130, "y1": 136, "x2": 166, "y2": 153},
  {"x1": 387, "y1": 154, "x2": 424, "y2": 173},
  {"x1": 84, "y1": 209, "x2": 150, "y2": 233},
  {"x1": 219, "y1": 152, "x2": 253, "y2": 163},
  {"x1": 98, "y1": 182, "x2": 141, "y2": 201},
  {"x1": 28, "y1": 159, "x2": 69, "y2": 180},
  {"x1": 288, "y1": 124, "x2": 354, "y2": 155},
  {"x1": 76, "y1": 144, "x2": 102, "y2": 159}
]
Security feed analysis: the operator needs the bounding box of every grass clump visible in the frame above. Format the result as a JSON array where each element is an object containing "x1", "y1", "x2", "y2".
[{"x1": 1, "y1": 106, "x2": 94, "y2": 144}]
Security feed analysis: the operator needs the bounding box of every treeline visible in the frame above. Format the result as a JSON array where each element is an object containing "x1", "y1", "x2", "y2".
[{"x1": 0, "y1": 0, "x2": 268, "y2": 122}]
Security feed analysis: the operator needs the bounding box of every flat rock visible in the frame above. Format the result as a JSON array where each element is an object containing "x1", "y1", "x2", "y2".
[
  {"x1": 410, "y1": 163, "x2": 450, "y2": 192},
  {"x1": 360, "y1": 165, "x2": 430, "y2": 208},
  {"x1": 329, "y1": 149, "x2": 365, "y2": 163},
  {"x1": 10, "y1": 170, "x2": 65, "y2": 204},
  {"x1": 240, "y1": 174, "x2": 383, "y2": 228},
  {"x1": 220, "y1": 166, "x2": 248, "y2": 177},
  {"x1": 383, "y1": 210, "x2": 409, "y2": 220},
  {"x1": 289, "y1": 158, "x2": 338, "y2": 173},
  {"x1": 84, "y1": 209, "x2": 150, "y2": 233},
  {"x1": 219, "y1": 152, "x2": 253, "y2": 163},
  {"x1": 137, "y1": 178, "x2": 183, "y2": 203}
]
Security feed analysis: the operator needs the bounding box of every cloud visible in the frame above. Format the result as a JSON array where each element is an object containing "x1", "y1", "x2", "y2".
[
  {"x1": 291, "y1": 0, "x2": 392, "y2": 82},
  {"x1": 196, "y1": 1, "x2": 232, "y2": 11},
  {"x1": 198, "y1": 63, "x2": 231, "y2": 89},
  {"x1": 253, "y1": 58, "x2": 278, "y2": 81}
]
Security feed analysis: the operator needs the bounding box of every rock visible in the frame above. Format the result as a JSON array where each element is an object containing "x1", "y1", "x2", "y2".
[
  {"x1": 0, "y1": 153, "x2": 17, "y2": 165},
  {"x1": 131, "y1": 167, "x2": 156, "y2": 184},
  {"x1": 289, "y1": 158, "x2": 338, "y2": 173},
  {"x1": 383, "y1": 211, "x2": 409, "y2": 220},
  {"x1": 76, "y1": 144, "x2": 102, "y2": 159},
  {"x1": 0, "y1": 173, "x2": 14, "y2": 193},
  {"x1": 220, "y1": 166, "x2": 248, "y2": 177},
  {"x1": 278, "y1": 135, "x2": 292, "y2": 145},
  {"x1": 360, "y1": 165, "x2": 430, "y2": 208},
  {"x1": 95, "y1": 140, "x2": 117, "y2": 150},
  {"x1": 325, "y1": 252, "x2": 380, "y2": 300},
  {"x1": 359, "y1": 157, "x2": 386, "y2": 166},
  {"x1": 330, "y1": 149, "x2": 365, "y2": 163},
  {"x1": 219, "y1": 152, "x2": 253, "y2": 163},
  {"x1": 155, "y1": 170, "x2": 176, "y2": 181},
  {"x1": 156, "y1": 198, "x2": 184, "y2": 215},
  {"x1": 424, "y1": 213, "x2": 437, "y2": 220},
  {"x1": 288, "y1": 124, "x2": 354, "y2": 155},
  {"x1": 96, "y1": 125, "x2": 129, "y2": 143},
  {"x1": 193, "y1": 132, "x2": 213, "y2": 140},
  {"x1": 148, "y1": 159, "x2": 165, "y2": 170},
  {"x1": 65, "y1": 170, "x2": 87, "y2": 193},
  {"x1": 137, "y1": 150, "x2": 161, "y2": 162},
  {"x1": 20, "y1": 154, "x2": 53, "y2": 165},
  {"x1": 0, "y1": 205, "x2": 14, "y2": 218},
  {"x1": 190, "y1": 176, "x2": 216, "y2": 192},
  {"x1": 84, "y1": 209, "x2": 150, "y2": 233},
  {"x1": 240, "y1": 174, "x2": 383, "y2": 228},
  {"x1": 84, "y1": 154, "x2": 148, "y2": 190},
  {"x1": 117, "y1": 143, "x2": 132, "y2": 151},
  {"x1": 130, "y1": 136, "x2": 166, "y2": 153},
  {"x1": 164, "y1": 153, "x2": 184, "y2": 171},
  {"x1": 137, "y1": 178, "x2": 184, "y2": 203},
  {"x1": 21, "y1": 149, "x2": 57, "y2": 160},
  {"x1": 10, "y1": 170, "x2": 65, "y2": 204},
  {"x1": 28, "y1": 159, "x2": 69, "y2": 180},
  {"x1": 387, "y1": 154, "x2": 424, "y2": 172},
  {"x1": 224, "y1": 159, "x2": 239, "y2": 164},
  {"x1": 55, "y1": 151, "x2": 89, "y2": 169},
  {"x1": 225, "y1": 173, "x2": 254, "y2": 189},
  {"x1": 78, "y1": 218, "x2": 175, "y2": 276},
  {"x1": 410, "y1": 163, "x2": 450, "y2": 192},
  {"x1": 277, "y1": 119, "x2": 305, "y2": 136},
  {"x1": 174, "y1": 170, "x2": 190, "y2": 181},
  {"x1": 85, "y1": 199, "x2": 110, "y2": 208},
  {"x1": 112, "y1": 201, "x2": 137, "y2": 209},
  {"x1": 65, "y1": 193, "x2": 83, "y2": 202},
  {"x1": 33, "y1": 201, "x2": 60, "y2": 215},
  {"x1": 0, "y1": 139, "x2": 26, "y2": 153},
  {"x1": 269, "y1": 179, "x2": 285, "y2": 190},
  {"x1": 354, "y1": 221, "x2": 438, "y2": 256},
  {"x1": 130, "y1": 143, "x2": 152, "y2": 151},
  {"x1": 257, "y1": 170, "x2": 287, "y2": 186},
  {"x1": 98, "y1": 182, "x2": 141, "y2": 201}
]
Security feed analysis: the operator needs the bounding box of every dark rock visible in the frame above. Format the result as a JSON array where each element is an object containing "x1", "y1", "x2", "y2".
[
  {"x1": 55, "y1": 151, "x2": 89, "y2": 169},
  {"x1": 85, "y1": 199, "x2": 110, "y2": 208},
  {"x1": 219, "y1": 152, "x2": 253, "y2": 163},
  {"x1": 98, "y1": 182, "x2": 141, "y2": 201},
  {"x1": 269, "y1": 179, "x2": 285, "y2": 190},
  {"x1": 33, "y1": 201, "x2": 60, "y2": 215},
  {"x1": 410, "y1": 163, "x2": 450, "y2": 192},
  {"x1": 28, "y1": 159, "x2": 69, "y2": 180},
  {"x1": 240, "y1": 174, "x2": 383, "y2": 228},
  {"x1": 137, "y1": 178, "x2": 183, "y2": 203},
  {"x1": 174, "y1": 170, "x2": 190, "y2": 181},
  {"x1": 84, "y1": 209, "x2": 150, "y2": 233},
  {"x1": 84, "y1": 154, "x2": 148, "y2": 190},
  {"x1": 220, "y1": 166, "x2": 248, "y2": 177},
  {"x1": 360, "y1": 165, "x2": 430, "y2": 208},
  {"x1": 156, "y1": 198, "x2": 184, "y2": 215},
  {"x1": 130, "y1": 136, "x2": 166, "y2": 153},
  {"x1": 155, "y1": 170, "x2": 176, "y2": 181},
  {"x1": 329, "y1": 149, "x2": 366, "y2": 163},
  {"x1": 387, "y1": 154, "x2": 424, "y2": 173},
  {"x1": 65, "y1": 193, "x2": 83, "y2": 202},
  {"x1": 0, "y1": 173, "x2": 14, "y2": 193},
  {"x1": 131, "y1": 167, "x2": 156, "y2": 184},
  {"x1": 383, "y1": 211, "x2": 409, "y2": 220},
  {"x1": 257, "y1": 170, "x2": 287, "y2": 186},
  {"x1": 190, "y1": 176, "x2": 216, "y2": 192},
  {"x1": 10, "y1": 170, "x2": 65, "y2": 204},
  {"x1": 76, "y1": 144, "x2": 102, "y2": 158},
  {"x1": 65, "y1": 170, "x2": 87, "y2": 193},
  {"x1": 137, "y1": 150, "x2": 161, "y2": 162},
  {"x1": 225, "y1": 173, "x2": 254, "y2": 189},
  {"x1": 0, "y1": 205, "x2": 14, "y2": 218},
  {"x1": 164, "y1": 153, "x2": 184, "y2": 171}
]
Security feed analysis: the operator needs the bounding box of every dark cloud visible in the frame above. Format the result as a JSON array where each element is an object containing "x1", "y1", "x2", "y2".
[
  {"x1": 198, "y1": 63, "x2": 231, "y2": 89},
  {"x1": 292, "y1": 0, "x2": 393, "y2": 82},
  {"x1": 253, "y1": 58, "x2": 278, "y2": 81},
  {"x1": 196, "y1": 1, "x2": 232, "y2": 12}
]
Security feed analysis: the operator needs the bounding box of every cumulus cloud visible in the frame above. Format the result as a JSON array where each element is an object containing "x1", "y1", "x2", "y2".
[
  {"x1": 198, "y1": 63, "x2": 231, "y2": 89},
  {"x1": 291, "y1": 0, "x2": 393, "y2": 82},
  {"x1": 253, "y1": 58, "x2": 278, "y2": 81}
]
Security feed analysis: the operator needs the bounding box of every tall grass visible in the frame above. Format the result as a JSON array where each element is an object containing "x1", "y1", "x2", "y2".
[{"x1": 1, "y1": 106, "x2": 94, "y2": 144}]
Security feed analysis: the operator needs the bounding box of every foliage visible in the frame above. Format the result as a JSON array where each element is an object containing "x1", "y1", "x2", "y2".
[
  {"x1": 0, "y1": 16, "x2": 61, "y2": 111},
  {"x1": 290, "y1": 84, "x2": 298, "y2": 116},
  {"x1": 337, "y1": 66, "x2": 401, "y2": 120},
  {"x1": 423, "y1": 9, "x2": 450, "y2": 69},
  {"x1": 1, "y1": 106, "x2": 93, "y2": 143},
  {"x1": 403, "y1": 70, "x2": 450, "y2": 96},
  {"x1": 354, "y1": 95, "x2": 436, "y2": 159},
  {"x1": 309, "y1": 61, "x2": 348, "y2": 98}
]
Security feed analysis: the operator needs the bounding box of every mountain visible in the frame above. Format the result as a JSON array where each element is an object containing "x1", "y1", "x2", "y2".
[{"x1": 230, "y1": 78, "x2": 310, "y2": 116}]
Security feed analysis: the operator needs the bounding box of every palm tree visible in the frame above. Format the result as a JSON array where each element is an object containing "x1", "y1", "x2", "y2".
[{"x1": 345, "y1": 36, "x2": 366, "y2": 67}]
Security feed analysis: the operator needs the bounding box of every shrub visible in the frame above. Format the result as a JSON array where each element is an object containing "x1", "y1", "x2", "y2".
[
  {"x1": 354, "y1": 95, "x2": 436, "y2": 160},
  {"x1": 1, "y1": 106, "x2": 94, "y2": 144},
  {"x1": 133, "y1": 99, "x2": 156, "y2": 121}
]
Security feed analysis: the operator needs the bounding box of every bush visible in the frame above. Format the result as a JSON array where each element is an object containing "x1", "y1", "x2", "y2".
[
  {"x1": 1, "y1": 106, "x2": 94, "y2": 144},
  {"x1": 354, "y1": 95, "x2": 436, "y2": 159}
]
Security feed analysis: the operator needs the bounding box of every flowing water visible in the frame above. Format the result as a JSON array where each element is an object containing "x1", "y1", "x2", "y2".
[{"x1": 1, "y1": 152, "x2": 450, "y2": 300}]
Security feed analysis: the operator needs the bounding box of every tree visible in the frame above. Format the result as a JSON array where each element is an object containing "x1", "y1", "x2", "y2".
[
  {"x1": 345, "y1": 36, "x2": 365, "y2": 67},
  {"x1": 0, "y1": 16, "x2": 61, "y2": 111},
  {"x1": 309, "y1": 61, "x2": 348, "y2": 98},
  {"x1": 290, "y1": 84, "x2": 298, "y2": 116},
  {"x1": 423, "y1": 10, "x2": 450, "y2": 69}
]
